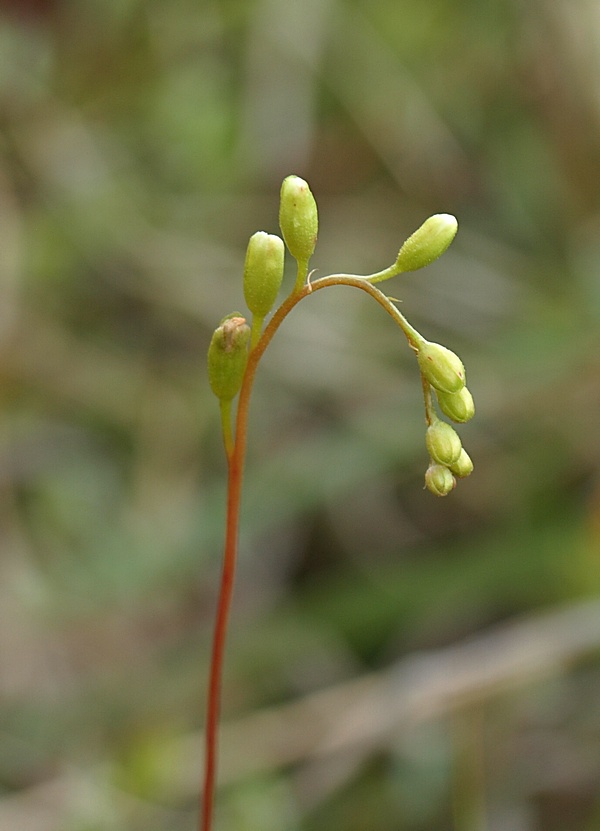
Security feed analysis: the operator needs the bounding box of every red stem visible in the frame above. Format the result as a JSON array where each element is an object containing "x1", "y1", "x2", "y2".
[
  {"x1": 199, "y1": 444, "x2": 242, "y2": 831},
  {"x1": 199, "y1": 288, "x2": 304, "y2": 831}
]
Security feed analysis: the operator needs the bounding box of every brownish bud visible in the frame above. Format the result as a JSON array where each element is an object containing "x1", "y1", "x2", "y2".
[{"x1": 207, "y1": 314, "x2": 251, "y2": 401}]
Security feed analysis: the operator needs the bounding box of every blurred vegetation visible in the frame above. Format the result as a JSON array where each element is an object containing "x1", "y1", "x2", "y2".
[{"x1": 1, "y1": 0, "x2": 600, "y2": 829}]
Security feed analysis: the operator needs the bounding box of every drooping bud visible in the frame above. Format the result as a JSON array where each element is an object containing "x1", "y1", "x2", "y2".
[
  {"x1": 449, "y1": 448, "x2": 474, "y2": 478},
  {"x1": 426, "y1": 420, "x2": 462, "y2": 466},
  {"x1": 279, "y1": 175, "x2": 318, "y2": 263},
  {"x1": 425, "y1": 463, "x2": 456, "y2": 497},
  {"x1": 395, "y1": 214, "x2": 458, "y2": 272},
  {"x1": 207, "y1": 314, "x2": 251, "y2": 402},
  {"x1": 243, "y1": 231, "x2": 285, "y2": 318},
  {"x1": 417, "y1": 341, "x2": 465, "y2": 393},
  {"x1": 435, "y1": 386, "x2": 475, "y2": 423}
]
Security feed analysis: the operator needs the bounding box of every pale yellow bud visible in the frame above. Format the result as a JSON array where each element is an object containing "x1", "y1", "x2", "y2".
[
  {"x1": 279, "y1": 175, "x2": 318, "y2": 263},
  {"x1": 426, "y1": 420, "x2": 462, "y2": 466},
  {"x1": 395, "y1": 214, "x2": 458, "y2": 272},
  {"x1": 425, "y1": 464, "x2": 456, "y2": 496},
  {"x1": 436, "y1": 386, "x2": 475, "y2": 423},
  {"x1": 243, "y1": 231, "x2": 285, "y2": 318},
  {"x1": 449, "y1": 448, "x2": 474, "y2": 478}
]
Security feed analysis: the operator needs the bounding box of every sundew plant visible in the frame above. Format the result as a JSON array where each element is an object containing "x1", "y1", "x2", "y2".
[{"x1": 202, "y1": 176, "x2": 474, "y2": 830}]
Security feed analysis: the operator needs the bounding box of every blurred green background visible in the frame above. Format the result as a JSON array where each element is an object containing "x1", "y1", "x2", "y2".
[{"x1": 2, "y1": 0, "x2": 600, "y2": 829}]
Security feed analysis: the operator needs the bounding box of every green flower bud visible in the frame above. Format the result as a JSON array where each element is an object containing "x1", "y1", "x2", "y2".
[
  {"x1": 207, "y1": 314, "x2": 251, "y2": 402},
  {"x1": 417, "y1": 341, "x2": 465, "y2": 393},
  {"x1": 436, "y1": 386, "x2": 475, "y2": 423},
  {"x1": 243, "y1": 231, "x2": 285, "y2": 318},
  {"x1": 425, "y1": 463, "x2": 456, "y2": 497},
  {"x1": 449, "y1": 448, "x2": 474, "y2": 478},
  {"x1": 395, "y1": 214, "x2": 458, "y2": 272},
  {"x1": 279, "y1": 175, "x2": 318, "y2": 263},
  {"x1": 426, "y1": 420, "x2": 462, "y2": 466}
]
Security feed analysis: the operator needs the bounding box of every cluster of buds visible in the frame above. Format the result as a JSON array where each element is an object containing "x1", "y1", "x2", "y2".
[
  {"x1": 207, "y1": 174, "x2": 474, "y2": 496},
  {"x1": 418, "y1": 340, "x2": 475, "y2": 495}
]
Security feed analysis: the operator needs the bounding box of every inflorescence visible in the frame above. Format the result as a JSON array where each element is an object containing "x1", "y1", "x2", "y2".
[{"x1": 208, "y1": 175, "x2": 474, "y2": 495}]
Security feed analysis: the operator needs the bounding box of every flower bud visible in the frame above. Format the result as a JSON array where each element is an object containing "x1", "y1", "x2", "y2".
[
  {"x1": 279, "y1": 175, "x2": 318, "y2": 263},
  {"x1": 395, "y1": 214, "x2": 458, "y2": 272},
  {"x1": 426, "y1": 420, "x2": 462, "y2": 466},
  {"x1": 417, "y1": 341, "x2": 465, "y2": 393},
  {"x1": 207, "y1": 314, "x2": 251, "y2": 402},
  {"x1": 243, "y1": 231, "x2": 285, "y2": 318},
  {"x1": 449, "y1": 448, "x2": 474, "y2": 478},
  {"x1": 435, "y1": 386, "x2": 475, "y2": 423},
  {"x1": 425, "y1": 463, "x2": 456, "y2": 497}
]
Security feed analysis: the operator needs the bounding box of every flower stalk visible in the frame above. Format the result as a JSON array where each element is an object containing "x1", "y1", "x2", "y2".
[{"x1": 200, "y1": 176, "x2": 472, "y2": 830}]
